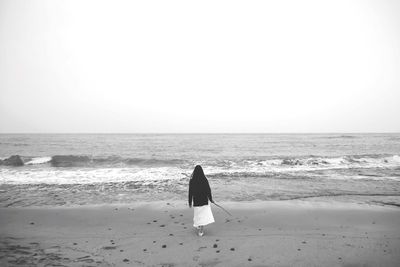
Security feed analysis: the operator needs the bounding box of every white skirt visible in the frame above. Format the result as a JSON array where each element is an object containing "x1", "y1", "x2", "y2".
[{"x1": 193, "y1": 204, "x2": 215, "y2": 227}]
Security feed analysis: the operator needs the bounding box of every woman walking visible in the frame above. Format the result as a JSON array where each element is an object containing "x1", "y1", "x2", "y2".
[{"x1": 188, "y1": 165, "x2": 215, "y2": 236}]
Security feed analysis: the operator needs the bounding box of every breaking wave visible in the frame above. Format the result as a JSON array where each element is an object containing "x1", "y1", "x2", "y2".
[{"x1": 1, "y1": 154, "x2": 399, "y2": 170}]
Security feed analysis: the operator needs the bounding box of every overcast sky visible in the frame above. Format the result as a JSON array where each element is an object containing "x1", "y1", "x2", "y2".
[{"x1": 0, "y1": 0, "x2": 399, "y2": 133}]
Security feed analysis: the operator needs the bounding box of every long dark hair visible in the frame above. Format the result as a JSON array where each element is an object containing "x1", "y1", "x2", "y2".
[{"x1": 190, "y1": 165, "x2": 209, "y2": 193}]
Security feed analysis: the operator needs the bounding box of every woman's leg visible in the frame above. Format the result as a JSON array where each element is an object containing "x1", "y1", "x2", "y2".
[{"x1": 198, "y1": 225, "x2": 204, "y2": 236}]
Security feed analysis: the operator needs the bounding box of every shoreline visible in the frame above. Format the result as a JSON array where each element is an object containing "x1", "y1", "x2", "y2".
[
  {"x1": 1, "y1": 201, "x2": 399, "y2": 266},
  {"x1": 2, "y1": 198, "x2": 400, "y2": 210}
]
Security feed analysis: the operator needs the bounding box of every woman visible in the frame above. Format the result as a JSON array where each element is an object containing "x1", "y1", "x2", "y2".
[{"x1": 188, "y1": 165, "x2": 215, "y2": 236}]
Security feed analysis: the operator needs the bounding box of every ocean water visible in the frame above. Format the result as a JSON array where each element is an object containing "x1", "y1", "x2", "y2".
[{"x1": 0, "y1": 133, "x2": 399, "y2": 207}]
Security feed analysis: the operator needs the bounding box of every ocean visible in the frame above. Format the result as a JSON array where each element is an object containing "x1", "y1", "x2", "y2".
[{"x1": 0, "y1": 133, "x2": 399, "y2": 207}]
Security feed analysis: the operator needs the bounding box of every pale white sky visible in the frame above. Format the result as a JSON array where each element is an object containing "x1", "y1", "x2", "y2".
[{"x1": 0, "y1": 0, "x2": 399, "y2": 133}]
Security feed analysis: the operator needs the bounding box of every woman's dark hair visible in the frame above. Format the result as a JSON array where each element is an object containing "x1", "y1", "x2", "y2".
[
  {"x1": 191, "y1": 165, "x2": 206, "y2": 181},
  {"x1": 190, "y1": 165, "x2": 209, "y2": 192},
  {"x1": 188, "y1": 165, "x2": 213, "y2": 206}
]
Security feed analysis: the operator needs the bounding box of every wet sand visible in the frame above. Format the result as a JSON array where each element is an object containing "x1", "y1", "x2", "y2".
[{"x1": 0, "y1": 201, "x2": 399, "y2": 267}]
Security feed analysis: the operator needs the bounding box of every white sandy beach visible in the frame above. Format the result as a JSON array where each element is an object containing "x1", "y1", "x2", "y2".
[{"x1": 1, "y1": 201, "x2": 399, "y2": 267}]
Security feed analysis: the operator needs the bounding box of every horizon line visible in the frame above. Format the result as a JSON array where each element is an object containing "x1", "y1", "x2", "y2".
[{"x1": 0, "y1": 132, "x2": 399, "y2": 135}]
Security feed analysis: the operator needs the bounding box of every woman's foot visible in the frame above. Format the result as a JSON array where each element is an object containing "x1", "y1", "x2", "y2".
[{"x1": 197, "y1": 226, "x2": 204, "y2": 236}]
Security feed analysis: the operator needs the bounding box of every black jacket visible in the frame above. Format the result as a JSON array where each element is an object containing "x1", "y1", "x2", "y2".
[{"x1": 188, "y1": 178, "x2": 213, "y2": 207}]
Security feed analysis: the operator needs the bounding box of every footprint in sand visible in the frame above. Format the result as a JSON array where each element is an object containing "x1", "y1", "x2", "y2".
[
  {"x1": 169, "y1": 234, "x2": 174, "y2": 236},
  {"x1": 216, "y1": 250, "x2": 220, "y2": 253},
  {"x1": 160, "y1": 224, "x2": 166, "y2": 227},
  {"x1": 103, "y1": 246, "x2": 117, "y2": 250},
  {"x1": 302, "y1": 241, "x2": 306, "y2": 244},
  {"x1": 162, "y1": 245, "x2": 167, "y2": 248},
  {"x1": 213, "y1": 244, "x2": 218, "y2": 248},
  {"x1": 153, "y1": 220, "x2": 157, "y2": 222},
  {"x1": 153, "y1": 241, "x2": 156, "y2": 243},
  {"x1": 248, "y1": 258, "x2": 252, "y2": 262},
  {"x1": 30, "y1": 222, "x2": 35, "y2": 225},
  {"x1": 123, "y1": 258, "x2": 129, "y2": 262},
  {"x1": 230, "y1": 248, "x2": 235, "y2": 251},
  {"x1": 179, "y1": 243, "x2": 183, "y2": 245}
]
